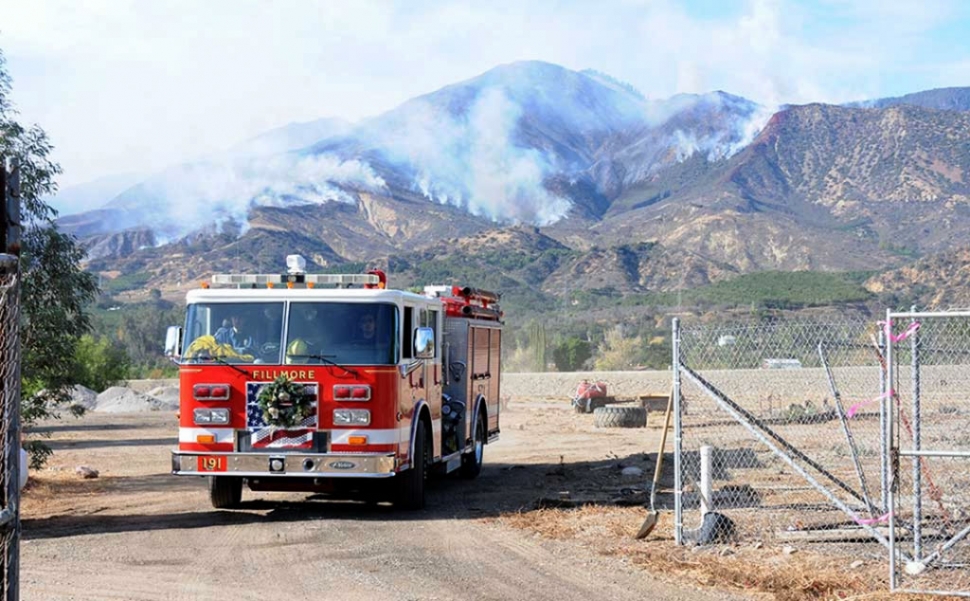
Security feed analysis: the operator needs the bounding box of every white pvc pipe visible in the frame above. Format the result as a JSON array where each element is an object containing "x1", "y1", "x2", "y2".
[{"x1": 700, "y1": 445, "x2": 713, "y2": 516}]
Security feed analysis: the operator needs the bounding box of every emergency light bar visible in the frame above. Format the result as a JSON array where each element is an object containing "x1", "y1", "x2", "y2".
[{"x1": 210, "y1": 273, "x2": 380, "y2": 286}]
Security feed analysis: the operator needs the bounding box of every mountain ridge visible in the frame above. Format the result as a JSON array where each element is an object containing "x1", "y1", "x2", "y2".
[{"x1": 53, "y1": 62, "x2": 970, "y2": 309}]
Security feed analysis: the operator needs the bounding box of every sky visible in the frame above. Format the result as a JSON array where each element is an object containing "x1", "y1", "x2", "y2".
[{"x1": 1, "y1": 0, "x2": 969, "y2": 193}]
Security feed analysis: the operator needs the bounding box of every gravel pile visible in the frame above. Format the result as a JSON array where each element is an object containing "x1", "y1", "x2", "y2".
[
  {"x1": 94, "y1": 386, "x2": 173, "y2": 413},
  {"x1": 146, "y1": 386, "x2": 180, "y2": 411},
  {"x1": 68, "y1": 385, "x2": 99, "y2": 411}
]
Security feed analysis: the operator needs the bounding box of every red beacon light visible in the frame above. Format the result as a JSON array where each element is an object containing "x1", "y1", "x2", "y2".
[{"x1": 364, "y1": 269, "x2": 387, "y2": 290}]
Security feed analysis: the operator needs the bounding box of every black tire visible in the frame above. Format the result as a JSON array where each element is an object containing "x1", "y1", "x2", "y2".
[
  {"x1": 394, "y1": 420, "x2": 428, "y2": 510},
  {"x1": 593, "y1": 406, "x2": 647, "y2": 428},
  {"x1": 460, "y1": 412, "x2": 486, "y2": 479},
  {"x1": 209, "y1": 476, "x2": 243, "y2": 509}
]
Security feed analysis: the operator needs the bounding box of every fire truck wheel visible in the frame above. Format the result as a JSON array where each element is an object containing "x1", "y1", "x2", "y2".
[
  {"x1": 459, "y1": 412, "x2": 486, "y2": 479},
  {"x1": 209, "y1": 476, "x2": 243, "y2": 509},
  {"x1": 593, "y1": 406, "x2": 647, "y2": 428},
  {"x1": 394, "y1": 420, "x2": 428, "y2": 510}
]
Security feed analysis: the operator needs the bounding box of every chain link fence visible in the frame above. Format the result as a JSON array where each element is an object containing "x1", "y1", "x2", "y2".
[
  {"x1": 0, "y1": 254, "x2": 19, "y2": 599},
  {"x1": 673, "y1": 314, "x2": 970, "y2": 596},
  {"x1": 886, "y1": 311, "x2": 970, "y2": 596},
  {"x1": 1, "y1": 158, "x2": 21, "y2": 599},
  {"x1": 673, "y1": 317, "x2": 890, "y2": 557}
]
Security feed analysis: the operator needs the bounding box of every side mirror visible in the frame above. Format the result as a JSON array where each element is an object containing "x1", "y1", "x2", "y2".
[
  {"x1": 164, "y1": 326, "x2": 182, "y2": 358},
  {"x1": 414, "y1": 327, "x2": 435, "y2": 359}
]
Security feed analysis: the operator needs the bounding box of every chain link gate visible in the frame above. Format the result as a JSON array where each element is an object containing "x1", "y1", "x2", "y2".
[
  {"x1": 0, "y1": 255, "x2": 20, "y2": 600},
  {"x1": 673, "y1": 317, "x2": 891, "y2": 557},
  {"x1": 886, "y1": 310, "x2": 970, "y2": 596},
  {"x1": 673, "y1": 313, "x2": 970, "y2": 596},
  {"x1": 0, "y1": 158, "x2": 22, "y2": 600}
]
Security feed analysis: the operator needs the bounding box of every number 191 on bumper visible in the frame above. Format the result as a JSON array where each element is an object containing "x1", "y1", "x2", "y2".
[{"x1": 197, "y1": 456, "x2": 227, "y2": 472}]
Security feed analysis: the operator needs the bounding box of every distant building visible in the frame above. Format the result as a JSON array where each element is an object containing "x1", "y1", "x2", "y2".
[{"x1": 762, "y1": 358, "x2": 802, "y2": 369}]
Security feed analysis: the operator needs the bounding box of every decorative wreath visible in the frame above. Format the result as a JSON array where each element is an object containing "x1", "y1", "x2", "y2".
[{"x1": 256, "y1": 375, "x2": 314, "y2": 428}]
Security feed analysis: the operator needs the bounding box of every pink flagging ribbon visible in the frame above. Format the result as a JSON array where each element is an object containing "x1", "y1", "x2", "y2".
[
  {"x1": 879, "y1": 320, "x2": 921, "y2": 343},
  {"x1": 846, "y1": 390, "x2": 892, "y2": 418},
  {"x1": 855, "y1": 512, "x2": 892, "y2": 526}
]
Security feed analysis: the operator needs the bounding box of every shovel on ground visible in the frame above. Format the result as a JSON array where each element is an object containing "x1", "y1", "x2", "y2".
[{"x1": 635, "y1": 388, "x2": 673, "y2": 539}]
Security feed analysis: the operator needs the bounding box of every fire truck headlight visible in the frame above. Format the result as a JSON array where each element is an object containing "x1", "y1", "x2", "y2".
[
  {"x1": 333, "y1": 409, "x2": 370, "y2": 426},
  {"x1": 194, "y1": 408, "x2": 230, "y2": 425}
]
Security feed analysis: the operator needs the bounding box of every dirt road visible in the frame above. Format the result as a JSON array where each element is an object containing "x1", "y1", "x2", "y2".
[{"x1": 20, "y1": 399, "x2": 750, "y2": 601}]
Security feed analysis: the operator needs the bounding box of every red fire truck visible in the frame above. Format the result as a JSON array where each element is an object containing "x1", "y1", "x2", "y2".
[{"x1": 166, "y1": 255, "x2": 502, "y2": 510}]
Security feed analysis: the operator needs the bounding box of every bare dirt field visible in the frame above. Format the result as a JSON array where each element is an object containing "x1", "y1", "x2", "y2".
[{"x1": 20, "y1": 393, "x2": 929, "y2": 601}]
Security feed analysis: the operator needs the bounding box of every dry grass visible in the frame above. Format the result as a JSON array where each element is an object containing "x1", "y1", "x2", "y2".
[
  {"x1": 500, "y1": 505, "x2": 956, "y2": 601},
  {"x1": 21, "y1": 469, "x2": 108, "y2": 518}
]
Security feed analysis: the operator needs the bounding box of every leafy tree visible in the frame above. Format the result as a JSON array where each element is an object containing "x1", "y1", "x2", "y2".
[
  {"x1": 529, "y1": 322, "x2": 547, "y2": 372},
  {"x1": 593, "y1": 325, "x2": 644, "y2": 371},
  {"x1": 96, "y1": 300, "x2": 181, "y2": 377},
  {"x1": 641, "y1": 334, "x2": 672, "y2": 370},
  {"x1": 74, "y1": 334, "x2": 130, "y2": 392},
  {"x1": 552, "y1": 336, "x2": 591, "y2": 372},
  {"x1": 1, "y1": 49, "x2": 100, "y2": 466}
]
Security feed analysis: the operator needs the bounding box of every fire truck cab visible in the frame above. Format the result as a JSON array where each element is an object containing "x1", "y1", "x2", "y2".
[{"x1": 167, "y1": 255, "x2": 502, "y2": 510}]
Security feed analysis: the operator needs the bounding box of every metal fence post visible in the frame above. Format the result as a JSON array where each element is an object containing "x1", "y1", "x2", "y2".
[
  {"x1": 672, "y1": 317, "x2": 683, "y2": 545},
  {"x1": 699, "y1": 445, "x2": 712, "y2": 516},
  {"x1": 910, "y1": 307, "x2": 921, "y2": 562},
  {"x1": 886, "y1": 308, "x2": 897, "y2": 591},
  {"x1": 879, "y1": 328, "x2": 888, "y2": 513}
]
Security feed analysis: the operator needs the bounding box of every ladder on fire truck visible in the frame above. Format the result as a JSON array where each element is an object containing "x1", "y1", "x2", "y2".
[{"x1": 424, "y1": 285, "x2": 503, "y2": 321}]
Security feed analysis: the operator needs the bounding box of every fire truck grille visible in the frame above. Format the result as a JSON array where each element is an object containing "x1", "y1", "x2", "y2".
[
  {"x1": 236, "y1": 430, "x2": 328, "y2": 453},
  {"x1": 243, "y1": 382, "x2": 321, "y2": 451}
]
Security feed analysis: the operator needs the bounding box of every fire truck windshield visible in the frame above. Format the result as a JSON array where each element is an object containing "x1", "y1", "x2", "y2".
[
  {"x1": 285, "y1": 302, "x2": 397, "y2": 366},
  {"x1": 182, "y1": 302, "x2": 285, "y2": 364}
]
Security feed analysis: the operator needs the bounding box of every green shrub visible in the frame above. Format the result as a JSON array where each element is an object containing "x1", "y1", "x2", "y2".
[
  {"x1": 553, "y1": 336, "x2": 591, "y2": 371},
  {"x1": 102, "y1": 271, "x2": 152, "y2": 293},
  {"x1": 74, "y1": 334, "x2": 130, "y2": 392}
]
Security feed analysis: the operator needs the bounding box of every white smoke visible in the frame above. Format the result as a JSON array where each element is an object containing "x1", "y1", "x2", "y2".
[
  {"x1": 466, "y1": 90, "x2": 572, "y2": 225},
  {"x1": 724, "y1": 103, "x2": 776, "y2": 157},
  {"x1": 667, "y1": 95, "x2": 776, "y2": 163},
  {"x1": 107, "y1": 70, "x2": 779, "y2": 241},
  {"x1": 377, "y1": 89, "x2": 572, "y2": 225},
  {"x1": 672, "y1": 130, "x2": 701, "y2": 162},
  {"x1": 132, "y1": 153, "x2": 385, "y2": 242}
]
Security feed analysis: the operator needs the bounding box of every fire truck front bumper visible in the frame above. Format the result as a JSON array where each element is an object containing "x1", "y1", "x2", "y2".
[{"x1": 171, "y1": 451, "x2": 397, "y2": 478}]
